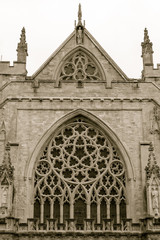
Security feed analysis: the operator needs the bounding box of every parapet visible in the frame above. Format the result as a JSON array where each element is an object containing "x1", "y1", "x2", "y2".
[{"x1": 0, "y1": 61, "x2": 27, "y2": 75}]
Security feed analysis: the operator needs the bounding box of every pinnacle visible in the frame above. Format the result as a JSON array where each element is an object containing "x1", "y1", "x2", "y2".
[
  {"x1": 17, "y1": 26, "x2": 28, "y2": 62},
  {"x1": 145, "y1": 142, "x2": 160, "y2": 180},
  {"x1": 144, "y1": 27, "x2": 150, "y2": 43},
  {"x1": 78, "y1": 3, "x2": 82, "y2": 25}
]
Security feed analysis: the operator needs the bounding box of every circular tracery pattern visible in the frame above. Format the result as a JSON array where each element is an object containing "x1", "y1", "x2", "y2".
[
  {"x1": 48, "y1": 122, "x2": 113, "y2": 184},
  {"x1": 34, "y1": 117, "x2": 126, "y2": 214}
]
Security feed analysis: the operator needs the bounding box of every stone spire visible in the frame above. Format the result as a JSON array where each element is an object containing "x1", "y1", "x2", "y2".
[
  {"x1": 78, "y1": 3, "x2": 82, "y2": 26},
  {"x1": 145, "y1": 142, "x2": 160, "y2": 180},
  {"x1": 17, "y1": 27, "x2": 28, "y2": 63},
  {"x1": 141, "y1": 28, "x2": 153, "y2": 67},
  {"x1": 75, "y1": 4, "x2": 85, "y2": 45},
  {"x1": 75, "y1": 3, "x2": 85, "y2": 28}
]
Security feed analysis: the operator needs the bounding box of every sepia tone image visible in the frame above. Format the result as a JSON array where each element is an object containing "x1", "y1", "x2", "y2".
[{"x1": 0, "y1": 1, "x2": 160, "y2": 240}]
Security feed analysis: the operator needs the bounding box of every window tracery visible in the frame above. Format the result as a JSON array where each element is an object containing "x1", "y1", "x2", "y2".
[
  {"x1": 58, "y1": 51, "x2": 102, "y2": 82},
  {"x1": 34, "y1": 117, "x2": 127, "y2": 225}
]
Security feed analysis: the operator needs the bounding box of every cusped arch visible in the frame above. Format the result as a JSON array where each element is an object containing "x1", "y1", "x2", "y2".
[
  {"x1": 25, "y1": 109, "x2": 135, "y2": 181},
  {"x1": 53, "y1": 46, "x2": 106, "y2": 87}
]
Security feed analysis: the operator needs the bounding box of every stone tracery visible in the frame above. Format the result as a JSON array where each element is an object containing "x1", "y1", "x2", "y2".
[
  {"x1": 58, "y1": 51, "x2": 102, "y2": 82},
  {"x1": 34, "y1": 117, "x2": 126, "y2": 224}
]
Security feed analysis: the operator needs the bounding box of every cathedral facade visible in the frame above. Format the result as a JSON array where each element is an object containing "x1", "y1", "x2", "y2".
[{"x1": 0, "y1": 4, "x2": 160, "y2": 240}]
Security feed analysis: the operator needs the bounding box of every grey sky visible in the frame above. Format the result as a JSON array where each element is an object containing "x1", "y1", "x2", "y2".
[{"x1": 0, "y1": 0, "x2": 160, "y2": 78}]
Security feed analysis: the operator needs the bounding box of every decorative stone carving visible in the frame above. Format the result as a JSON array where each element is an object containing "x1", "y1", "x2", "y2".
[
  {"x1": 151, "y1": 185, "x2": 159, "y2": 217},
  {"x1": 145, "y1": 143, "x2": 160, "y2": 218},
  {"x1": 151, "y1": 106, "x2": 160, "y2": 138},
  {"x1": 1, "y1": 185, "x2": 9, "y2": 206},
  {"x1": 76, "y1": 26, "x2": 83, "y2": 45},
  {"x1": 0, "y1": 142, "x2": 14, "y2": 217}
]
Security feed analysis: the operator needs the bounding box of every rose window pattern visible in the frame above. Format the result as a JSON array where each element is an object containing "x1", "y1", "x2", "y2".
[
  {"x1": 34, "y1": 117, "x2": 127, "y2": 225},
  {"x1": 58, "y1": 51, "x2": 102, "y2": 82}
]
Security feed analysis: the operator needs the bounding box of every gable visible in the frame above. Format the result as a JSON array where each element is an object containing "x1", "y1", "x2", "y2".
[
  {"x1": 32, "y1": 28, "x2": 129, "y2": 85},
  {"x1": 54, "y1": 47, "x2": 106, "y2": 87}
]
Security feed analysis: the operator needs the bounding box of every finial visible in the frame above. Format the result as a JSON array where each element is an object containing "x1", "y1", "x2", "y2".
[
  {"x1": 75, "y1": 4, "x2": 84, "y2": 45},
  {"x1": 75, "y1": 3, "x2": 85, "y2": 28},
  {"x1": 141, "y1": 28, "x2": 154, "y2": 76},
  {"x1": 141, "y1": 28, "x2": 153, "y2": 54},
  {"x1": 78, "y1": 3, "x2": 82, "y2": 26},
  {"x1": 17, "y1": 27, "x2": 28, "y2": 63},
  {"x1": 144, "y1": 28, "x2": 150, "y2": 43}
]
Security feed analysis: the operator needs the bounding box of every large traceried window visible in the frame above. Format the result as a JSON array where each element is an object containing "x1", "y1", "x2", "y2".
[{"x1": 34, "y1": 116, "x2": 127, "y2": 226}]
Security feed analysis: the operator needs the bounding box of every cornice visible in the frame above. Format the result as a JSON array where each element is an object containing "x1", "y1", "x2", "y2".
[{"x1": 0, "y1": 97, "x2": 155, "y2": 108}]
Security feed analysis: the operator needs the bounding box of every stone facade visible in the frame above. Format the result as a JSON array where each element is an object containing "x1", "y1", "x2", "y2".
[{"x1": 0, "y1": 4, "x2": 160, "y2": 240}]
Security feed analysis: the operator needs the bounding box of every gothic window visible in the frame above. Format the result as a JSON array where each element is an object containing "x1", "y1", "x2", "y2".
[
  {"x1": 58, "y1": 51, "x2": 102, "y2": 82},
  {"x1": 34, "y1": 116, "x2": 127, "y2": 225}
]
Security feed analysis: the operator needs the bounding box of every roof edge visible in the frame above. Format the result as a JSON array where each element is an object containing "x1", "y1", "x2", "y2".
[
  {"x1": 84, "y1": 29, "x2": 129, "y2": 81},
  {"x1": 31, "y1": 30, "x2": 75, "y2": 79}
]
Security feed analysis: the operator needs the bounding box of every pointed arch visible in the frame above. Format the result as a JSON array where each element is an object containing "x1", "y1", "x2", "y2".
[
  {"x1": 53, "y1": 46, "x2": 106, "y2": 86},
  {"x1": 24, "y1": 109, "x2": 135, "y2": 221},
  {"x1": 25, "y1": 109, "x2": 134, "y2": 181}
]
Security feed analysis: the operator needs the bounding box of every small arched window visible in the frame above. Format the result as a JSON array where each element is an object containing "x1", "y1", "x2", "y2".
[
  {"x1": 34, "y1": 116, "x2": 127, "y2": 226},
  {"x1": 58, "y1": 50, "x2": 103, "y2": 82}
]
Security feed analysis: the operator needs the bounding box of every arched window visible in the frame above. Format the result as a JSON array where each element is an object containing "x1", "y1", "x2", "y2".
[
  {"x1": 58, "y1": 50, "x2": 103, "y2": 82},
  {"x1": 34, "y1": 116, "x2": 127, "y2": 225}
]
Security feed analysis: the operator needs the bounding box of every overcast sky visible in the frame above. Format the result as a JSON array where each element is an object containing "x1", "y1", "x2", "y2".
[{"x1": 0, "y1": 0, "x2": 160, "y2": 78}]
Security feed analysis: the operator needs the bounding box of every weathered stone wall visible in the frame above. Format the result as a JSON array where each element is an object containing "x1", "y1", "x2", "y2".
[
  {"x1": 0, "y1": 80, "x2": 159, "y2": 222},
  {"x1": 0, "y1": 21, "x2": 160, "y2": 239}
]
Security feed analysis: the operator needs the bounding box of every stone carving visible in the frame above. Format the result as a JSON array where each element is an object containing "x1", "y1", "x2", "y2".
[
  {"x1": 1, "y1": 185, "x2": 9, "y2": 206},
  {"x1": 145, "y1": 143, "x2": 160, "y2": 218},
  {"x1": 0, "y1": 142, "x2": 14, "y2": 182},
  {"x1": 150, "y1": 106, "x2": 160, "y2": 138},
  {"x1": 77, "y1": 27, "x2": 83, "y2": 45},
  {"x1": 151, "y1": 186, "x2": 159, "y2": 217},
  {"x1": 86, "y1": 221, "x2": 92, "y2": 230},
  {"x1": 145, "y1": 143, "x2": 160, "y2": 180},
  {"x1": 68, "y1": 221, "x2": 75, "y2": 231},
  {"x1": 0, "y1": 142, "x2": 14, "y2": 217},
  {"x1": 75, "y1": 4, "x2": 84, "y2": 45}
]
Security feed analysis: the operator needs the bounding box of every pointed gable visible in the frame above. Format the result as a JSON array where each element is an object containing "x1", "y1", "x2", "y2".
[{"x1": 32, "y1": 5, "x2": 128, "y2": 86}]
